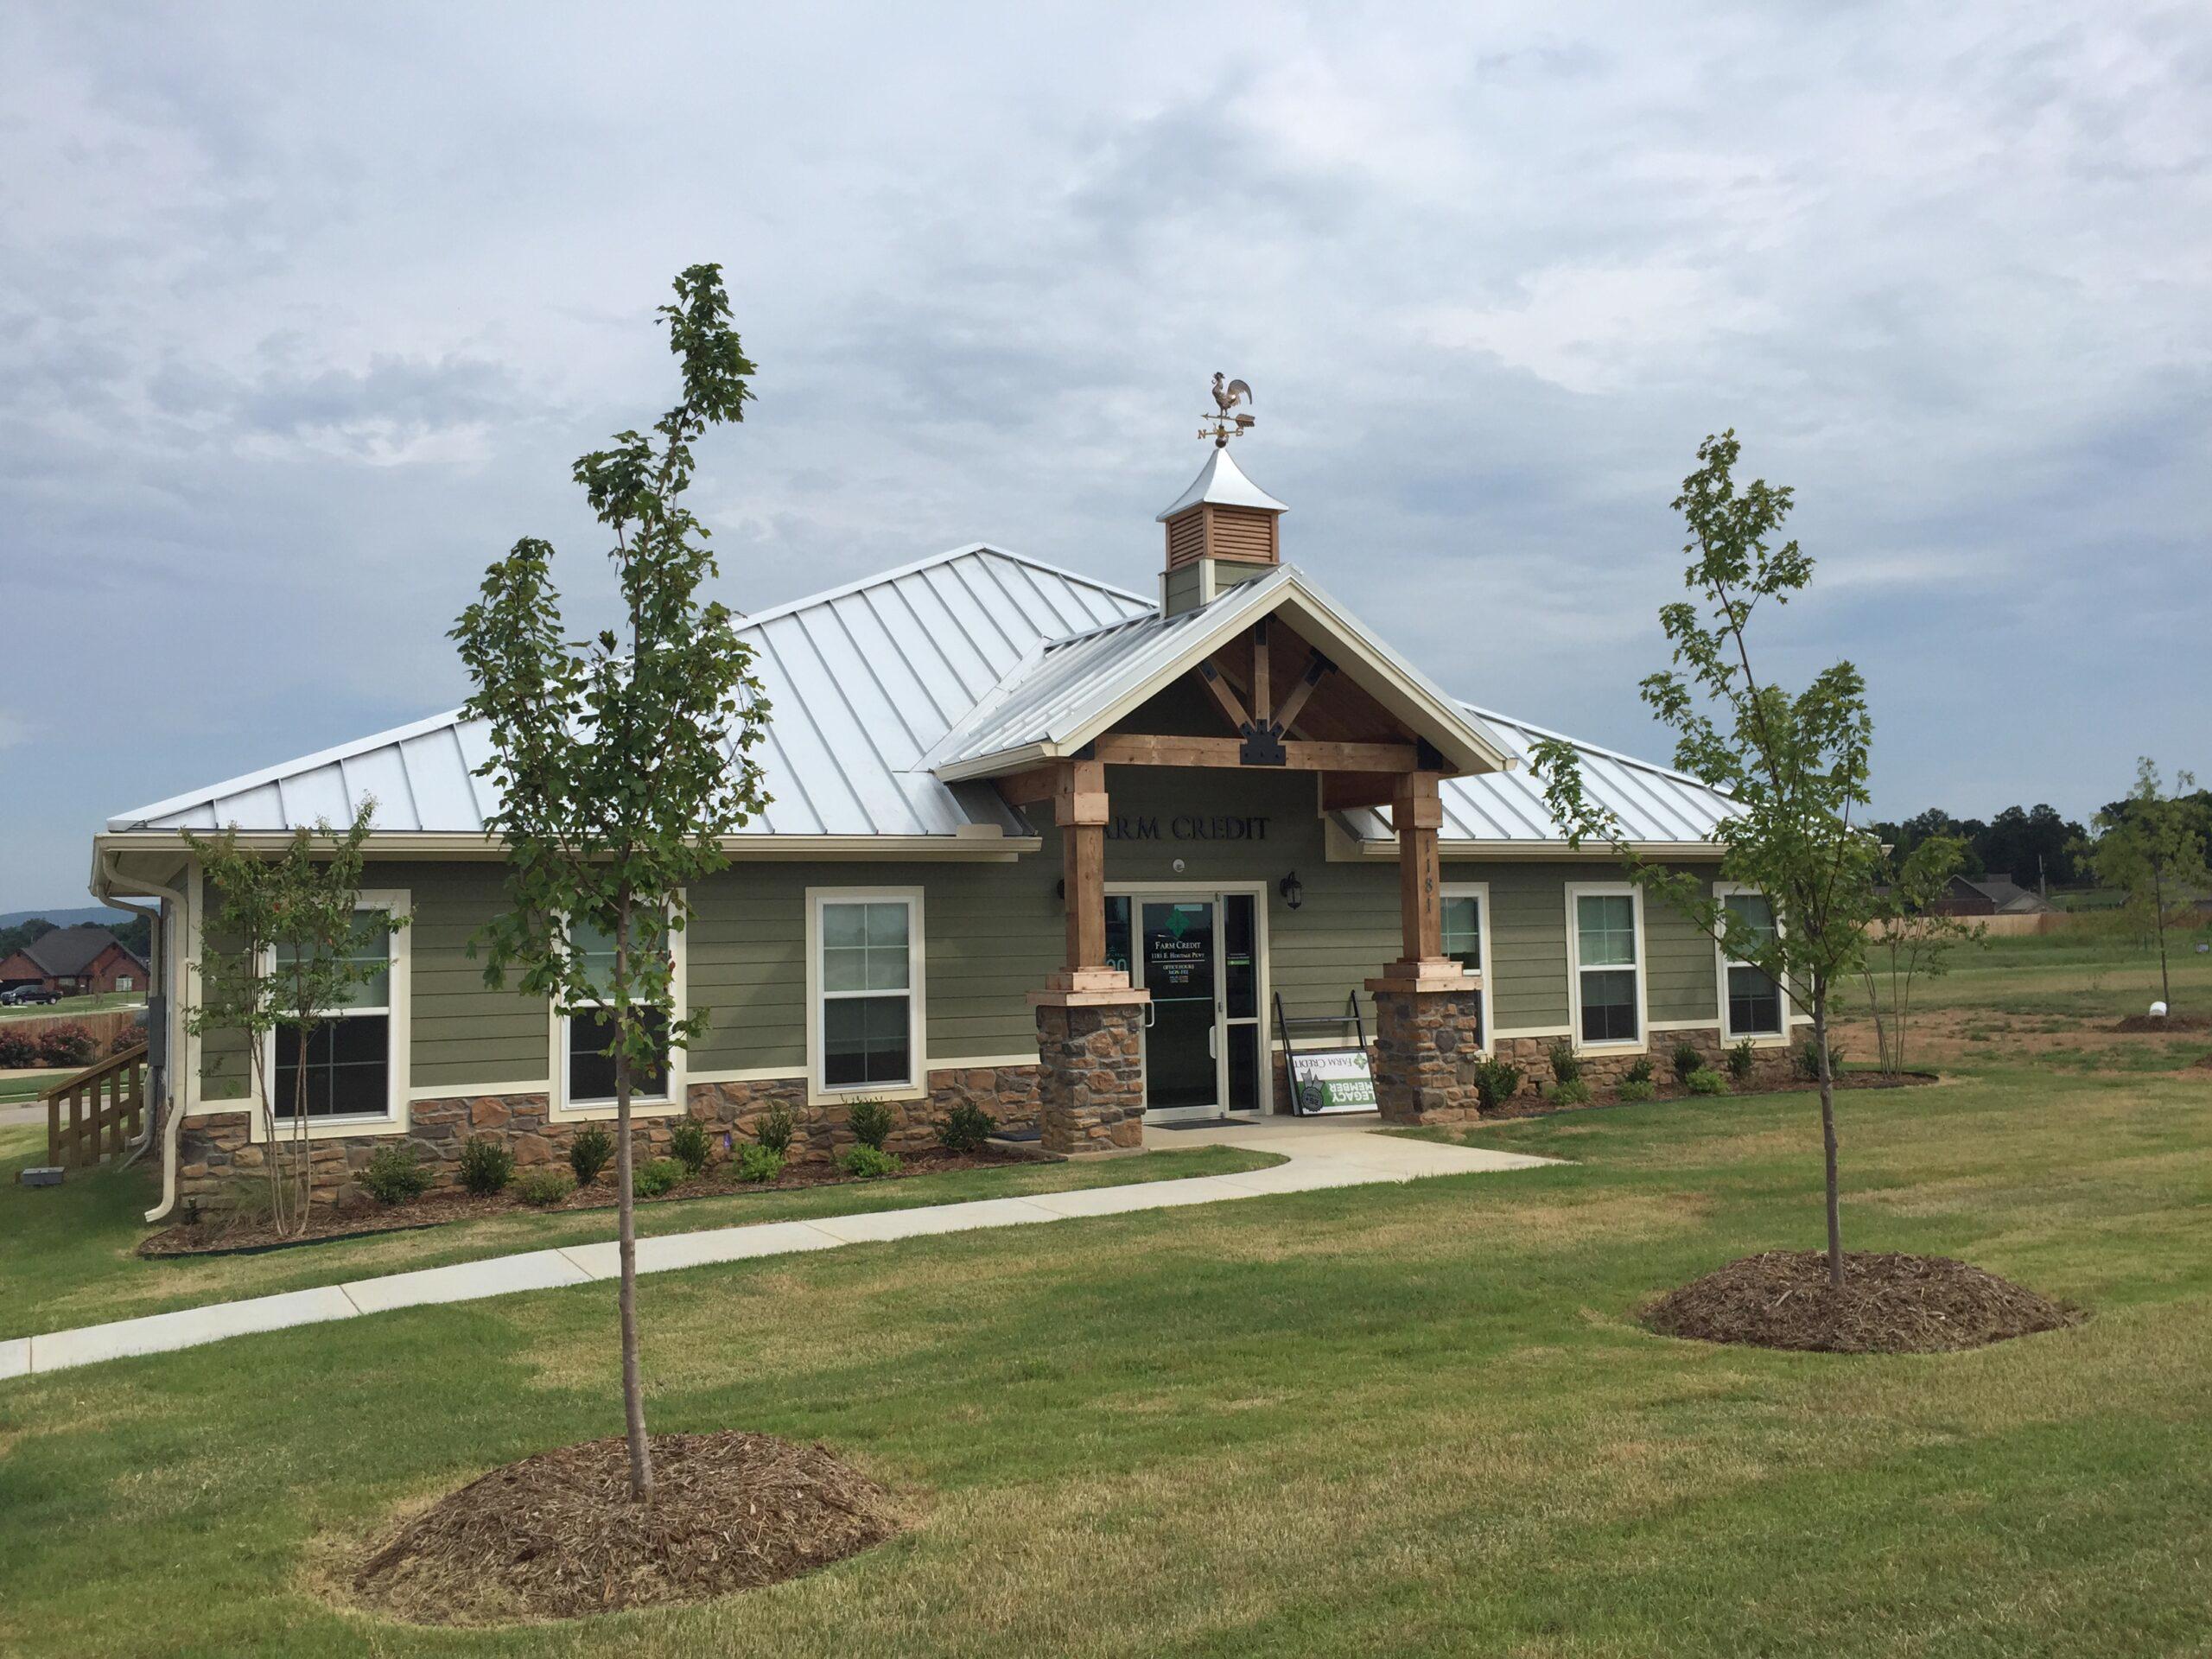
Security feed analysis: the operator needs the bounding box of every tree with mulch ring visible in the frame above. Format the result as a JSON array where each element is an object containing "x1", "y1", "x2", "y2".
[
  {"x1": 1642, "y1": 1250, "x2": 2082, "y2": 1354},
  {"x1": 350, "y1": 1432, "x2": 906, "y2": 1624}
]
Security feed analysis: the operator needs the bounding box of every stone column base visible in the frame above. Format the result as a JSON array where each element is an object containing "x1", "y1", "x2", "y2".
[
  {"x1": 1029, "y1": 990, "x2": 1148, "y2": 1155},
  {"x1": 1370, "y1": 987, "x2": 1486, "y2": 1126}
]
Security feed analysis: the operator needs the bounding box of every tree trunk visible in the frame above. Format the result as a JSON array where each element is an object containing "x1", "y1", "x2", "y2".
[
  {"x1": 290, "y1": 1021, "x2": 315, "y2": 1237},
  {"x1": 614, "y1": 894, "x2": 654, "y2": 1501},
  {"x1": 2152, "y1": 865, "x2": 2171, "y2": 1010},
  {"x1": 1815, "y1": 979, "x2": 1843, "y2": 1289}
]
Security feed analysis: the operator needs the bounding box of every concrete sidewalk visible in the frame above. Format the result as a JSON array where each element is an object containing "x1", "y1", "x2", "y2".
[{"x1": 1, "y1": 1117, "x2": 1553, "y2": 1382}]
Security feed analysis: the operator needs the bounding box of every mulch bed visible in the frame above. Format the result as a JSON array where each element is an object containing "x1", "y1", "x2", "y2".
[
  {"x1": 1643, "y1": 1250, "x2": 2082, "y2": 1354},
  {"x1": 1482, "y1": 1070, "x2": 1937, "y2": 1121},
  {"x1": 142, "y1": 1143, "x2": 1047, "y2": 1258},
  {"x1": 349, "y1": 1432, "x2": 905, "y2": 1624},
  {"x1": 2112, "y1": 1013, "x2": 2212, "y2": 1033}
]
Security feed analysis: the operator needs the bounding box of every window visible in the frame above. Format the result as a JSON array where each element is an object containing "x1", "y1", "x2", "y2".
[
  {"x1": 270, "y1": 910, "x2": 393, "y2": 1121},
  {"x1": 563, "y1": 912, "x2": 673, "y2": 1107},
  {"x1": 1720, "y1": 888, "x2": 1784, "y2": 1038},
  {"x1": 1570, "y1": 887, "x2": 1643, "y2": 1046},
  {"x1": 117, "y1": 976, "x2": 133, "y2": 992},
  {"x1": 1441, "y1": 881, "x2": 1491, "y2": 1048},
  {"x1": 811, "y1": 892, "x2": 921, "y2": 1094}
]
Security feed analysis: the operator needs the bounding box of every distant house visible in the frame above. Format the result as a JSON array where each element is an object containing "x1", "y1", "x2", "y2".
[
  {"x1": 0, "y1": 925, "x2": 150, "y2": 996},
  {"x1": 1930, "y1": 876, "x2": 2054, "y2": 917}
]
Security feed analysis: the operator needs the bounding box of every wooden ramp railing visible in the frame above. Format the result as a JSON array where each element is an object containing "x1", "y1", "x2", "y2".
[{"x1": 44, "y1": 1043, "x2": 149, "y2": 1168}]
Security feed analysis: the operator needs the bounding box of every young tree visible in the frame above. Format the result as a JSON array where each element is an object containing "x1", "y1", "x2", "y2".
[
  {"x1": 181, "y1": 802, "x2": 401, "y2": 1236},
  {"x1": 1531, "y1": 430, "x2": 1882, "y2": 1289},
  {"x1": 450, "y1": 264, "x2": 771, "y2": 1501},
  {"x1": 1860, "y1": 834, "x2": 1983, "y2": 1076},
  {"x1": 2083, "y1": 759, "x2": 2211, "y2": 1013}
]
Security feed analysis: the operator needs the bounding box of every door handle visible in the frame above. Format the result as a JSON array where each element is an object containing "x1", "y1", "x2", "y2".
[
  {"x1": 1208, "y1": 1026, "x2": 1217, "y2": 1059},
  {"x1": 1145, "y1": 1001, "x2": 1157, "y2": 1028}
]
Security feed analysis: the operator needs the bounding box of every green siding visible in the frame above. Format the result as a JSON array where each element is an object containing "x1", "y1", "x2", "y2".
[
  {"x1": 185, "y1": 792, "x2": 1727, "y2": 1103},
  {"x1": 1163, "y1": 564, "x2": 1202, "y2": 616},
  {"x1": 392, "y1": 861, "x2": 553, "y2": 1087}
]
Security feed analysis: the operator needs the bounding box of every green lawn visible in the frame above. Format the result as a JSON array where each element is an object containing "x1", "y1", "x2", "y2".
[
  {"x1": 0, "y1": 1069, "x2": 69, "y2": 1106},
  {"x1": 0, "y1": 1136, "x2": 1281, "y2": 1340},
  {"x1": 2, "y1": 945, "x2": 2209, "y2": 1655}
]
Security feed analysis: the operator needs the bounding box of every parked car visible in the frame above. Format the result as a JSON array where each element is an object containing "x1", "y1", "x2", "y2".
[{"x1": 2, "y1": 986, "x2": 61, "y2": 1006}]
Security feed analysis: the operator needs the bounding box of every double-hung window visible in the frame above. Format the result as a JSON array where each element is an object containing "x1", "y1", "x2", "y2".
[
  {"x1": 1441, "y1": 882, "x2": 1490, "y2": 1046},
  {"x1": 1570, "y1": 887, "x2": 1643, "y2": 1046},
  {"x1": 1719, "y1": 888, "x2": 1784, "y2": 1039},
  {"x1": 270, "y1": 906, "x2": 397, "y2": 1121},
  {"x1": 563, "y1": 912, "x2": 673, "y2": 1107},
  {"x1": 811, "y1": 891, "x2": 921, "y2": 1094}
]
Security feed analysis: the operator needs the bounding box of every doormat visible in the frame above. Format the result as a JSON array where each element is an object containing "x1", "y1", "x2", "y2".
[{"x1": 1149, "y1": 1116, "x2": 1237, "y2": 1130}]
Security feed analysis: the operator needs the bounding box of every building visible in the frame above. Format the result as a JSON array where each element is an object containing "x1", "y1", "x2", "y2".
[
  {"x1": 1931, "y1": 875, "x2": 2054, "y2": 917},
  {"x1": 91, "y1": 438, "x2": 1806, "y2": 1219},
  {"x1": 0, "y1": 925, "x2": 149, "y2": 997}
]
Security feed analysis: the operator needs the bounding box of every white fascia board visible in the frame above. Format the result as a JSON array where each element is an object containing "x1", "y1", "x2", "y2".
[{"x1": 92, "y1": 830, "x2": 1040, "y2": 863}]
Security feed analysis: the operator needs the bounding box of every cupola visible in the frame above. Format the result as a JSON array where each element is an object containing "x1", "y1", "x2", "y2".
[{"x1": 1158, "y1": 377, "x2": 1287, "y2": 616}]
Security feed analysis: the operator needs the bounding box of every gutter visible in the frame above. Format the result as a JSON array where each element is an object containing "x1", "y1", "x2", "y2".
[{"x1": 92, "y1": 850, "x2": 188, "y2": 1222}]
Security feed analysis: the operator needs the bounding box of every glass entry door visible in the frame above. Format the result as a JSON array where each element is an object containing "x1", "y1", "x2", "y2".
[{"x1": 1139, "y1": 900, "x2": 1216, "y2": 1110}]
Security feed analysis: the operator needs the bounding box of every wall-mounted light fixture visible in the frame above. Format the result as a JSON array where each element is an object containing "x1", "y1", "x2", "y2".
[{"x1": 1278, "y1": 870, "x2": 1304, "y2": 911}]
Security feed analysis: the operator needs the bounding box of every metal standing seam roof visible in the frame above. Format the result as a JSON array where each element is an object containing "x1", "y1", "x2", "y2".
[
  {"x1": 1332, "y1": 704, "x2": 1742, "y2": 849},
  {"x1": 105, "y1": 541, "x2": 1733, "y2": 853},
  {"x1": 106, "y1": 545, "x2": 1153, "y2": 837}
]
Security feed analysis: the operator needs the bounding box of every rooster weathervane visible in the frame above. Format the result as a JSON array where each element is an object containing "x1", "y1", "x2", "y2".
[{"x1": 1199, "y1": 372, "x2": 1255, "y2": 448}]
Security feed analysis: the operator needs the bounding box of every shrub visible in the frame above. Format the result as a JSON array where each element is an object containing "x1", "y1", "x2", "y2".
[
  {"x1": 34, "y1": 1023, "x2": 96, "y2": 1069},
  {"x1": 1624, "y1": 1056, "x2": 1654, "y2": 1086},
  {"x1": 1470, "y1": 1057, "x2": 1524, "y2": 1112},
  {"x1": 1548, "y1": 1077, "x2": 1592, "y2": 1106},
  {"x1": 110, "y1": 1022, "x2": 149, "y2": 1056},
  {"x1": 0, "y1": 1029, "x2": 35, "y2": 1068},
  {"x1": 1795, "y1": 1038, "x2": 1846, "y2": 1080},
  {"x1": 1671, "y1": 1041, "x2": 1705, "y2": 1083},
  {"x1": 847, "y1": 1098, "x2": 894, "y2": 1151},
  {"x1": 938, "y1": 1101, "x2": 995, "y2": 1154},
  {"x1": 1546, "y1": 1039, "x2": 1581, "y2": 1086},
  {"x1": 1726, "y1": 1039, "x2": 1757, "y2": 1082},
  {"x1": 753, "y1": 1102, "x2": 795, "y2": 1154},
  {"x1": 837, "y1": 1144, "x2": 901, "y2": 1179},
  {"x1": 568, "y1": 1125, "x2": 613, "y2": 1186},
  {"x1": 667, "y1": 1117, "x2": 712, "y2": 1175},
  {"x1": 735, "y1": 1143, "x2": 785, "y2": 1184},
  {"x1": 632, "y1": 1157, "x2": 687, "y2": 1198},
  {"x1": 1686, "y1": 1066, "x2": 1731, "y2": 1096},
  {"x1": 361, "y1": 1145, "x2": 434, "y2": 1206},
  {"x1": 514, "y1": 1168, "x2": 575, "y2": 1207},
  {"x1": 457, "y1": 1135, "x2": 515, "y2": 1196},
  {"x1": 1618, "y1": 1078, "x2": 1657, "y2": 1103}
]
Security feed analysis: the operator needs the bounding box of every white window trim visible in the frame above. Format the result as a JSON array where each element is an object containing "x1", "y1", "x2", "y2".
[
  {"x1": 249, "y1": 889, "x2": 411, "y2": 1143},
  {"x1": 805, "y1": 886, "x2": 926, "y2": 1108},
  {"x1": 1714, "y1": 881, "x2": 1789, "y2": 1045},
  {"x1": 1440, "y1": 880, "x2": 1492, "y2": 1052},
  {"x1": 1566, "y1": 881, "x2": 1646, "y2": 1052},
  {"x1": 550, "y1": 898, "x2": 690, "y2": 1122}
]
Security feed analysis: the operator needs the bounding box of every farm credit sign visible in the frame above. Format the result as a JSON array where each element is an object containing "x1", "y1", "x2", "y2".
[{"x1": 1104, "y1": 814, "x2": 1269, "y2": 842}]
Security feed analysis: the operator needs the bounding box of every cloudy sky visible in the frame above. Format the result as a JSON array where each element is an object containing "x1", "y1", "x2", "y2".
[{"x1": 1, "y1": 3, "x2": 2206, "y2": 909}]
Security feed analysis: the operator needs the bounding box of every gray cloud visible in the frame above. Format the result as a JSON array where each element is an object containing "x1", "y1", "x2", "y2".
[{"x1": 1, "y1": 1, "x2": 2208, "y2": 906}]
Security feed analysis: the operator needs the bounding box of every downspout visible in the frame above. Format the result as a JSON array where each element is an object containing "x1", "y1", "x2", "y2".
[{"x1": 92, "y1": 849, "x2": 187, "y2": 1217}]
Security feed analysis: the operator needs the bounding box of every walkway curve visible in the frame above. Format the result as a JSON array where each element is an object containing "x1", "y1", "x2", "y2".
[{"x1": 2, "y1": 1121, "x2": 1553, "y2": 1381}]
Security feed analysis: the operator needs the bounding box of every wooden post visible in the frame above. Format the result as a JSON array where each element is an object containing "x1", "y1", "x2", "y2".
[
  {"x1": 1251, "y1": 618, "x2": 1272, "y2": 728},
  {"x1": 1395, "y1": 772, "x2": 1444, "y2": 965},
  {"x1": 1058, "y1": 758, "x2": 1109, "y2": 974}
]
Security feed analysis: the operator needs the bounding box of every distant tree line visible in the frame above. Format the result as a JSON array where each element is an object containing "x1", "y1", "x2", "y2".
[
  {"x1": 1872, "y1": 785, "x2": 2212, "y2": 893},
  {"x1": 0, "y1": 913, "x2": 154, "y2": 963}
]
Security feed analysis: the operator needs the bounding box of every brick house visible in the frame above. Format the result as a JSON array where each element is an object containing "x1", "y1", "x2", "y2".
[{"x1": 0, "y1": 925, "x2": 151, "y2": 996}]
